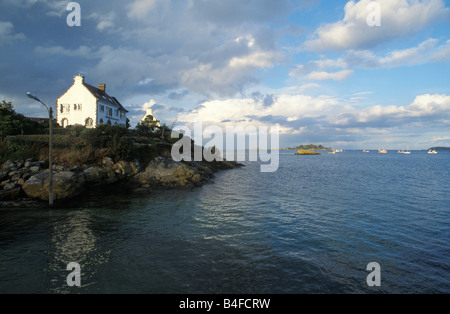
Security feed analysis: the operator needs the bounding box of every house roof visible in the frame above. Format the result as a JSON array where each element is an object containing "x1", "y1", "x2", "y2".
[{"x1": 84, "y1": 83, "x2": 129, "y2": 113}]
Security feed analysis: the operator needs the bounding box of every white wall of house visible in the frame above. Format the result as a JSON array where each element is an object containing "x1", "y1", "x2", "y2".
[
  {"x1": 57, "y1": 76, "x2": 98, "y2": 128},
  {"x1": 56, "y1": 75, "x2": 127, "y2": 128}
]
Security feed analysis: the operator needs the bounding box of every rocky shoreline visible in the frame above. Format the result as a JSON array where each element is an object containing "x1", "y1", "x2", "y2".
[{"x1": 0, "y1": 156, "x2": 243, "y2": 208}]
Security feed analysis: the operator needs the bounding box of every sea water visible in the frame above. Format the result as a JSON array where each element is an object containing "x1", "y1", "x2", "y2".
[{"x1": 0, "y1": 150, "x2": 448, "y2": 293}]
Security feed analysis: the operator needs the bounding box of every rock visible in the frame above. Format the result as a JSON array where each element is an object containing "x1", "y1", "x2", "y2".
[
  {"x1": 9, "y1": 171, "x2": 21, "y2": 181},
  {"x1": 1, "y1": 150, "x2": 243, "y2": 206},
  {"x1": 30, "y1": 166, "x2": 40, "y2": 173},
  {"x1": 0, "y1": 188, "x2": 22, "y2": 201},
  {"x1": 69, "y1": 166, "x2": 82, "y2": 172},
  {"x1": 129, "y1": 160, "x2": 141, "y2": 175},
  {"x1": 133, "y1": 157, "x2": 209, "y2": 189},
  {"x1": 113, "y1": 161, "x2": 132, "y2": 176},
  {"x1": 83, "y1": 167, "x2": 103, "y2": 184},
  {"x1": 53, "y1": 165, "x2": 66, "y2": 172},
  {"x1": 22, "y1": 170, "x2": 85, "y2": 201},
  {"x1": 102, "y1": 167, "x2": 118, "y2": 184},
  {"x1": 2, "y1": 160, "x2": 15, "y2": 170},
  {"x1": 102, "y1": 157, "x2": 115, "y2": 167},
  {"x1": 8, "y1": 171, "x2": 19, "y2": 177},
  {"x1": 0, "y1": 171, "x2": 9, "y2": 182},
  {"x1": 3, "y1": 182, "x2": 16, "y2": 191}
]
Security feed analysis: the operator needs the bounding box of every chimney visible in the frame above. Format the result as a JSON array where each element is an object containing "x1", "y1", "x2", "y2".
[
  {"x1": 74, "y1": 75, "x2": 84, "y2": 84},
  {"x1": 98, "y1": 84, "x2": 106, "y2": 92}
]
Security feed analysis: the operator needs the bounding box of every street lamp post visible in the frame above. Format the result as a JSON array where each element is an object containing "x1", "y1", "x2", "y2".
[{"x1": 26, "y1": 92, "x2": 53, "y2": 207}]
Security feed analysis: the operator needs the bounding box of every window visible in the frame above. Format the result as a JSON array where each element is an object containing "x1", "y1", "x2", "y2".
[
  {"x1": 99, "y1": 118, "x2": 104, "y2": 124},
  {"x1": 107, "y1": 108, "x2": 113, "y2": 116},
  {"x1": 115, "y1": 110, "x2": 119, "y2": 116},
  {"x1": 100, "y1": 105, "x2": 105, "y2": 112},
  {"x1": 61, "y1": 104, "x2": 70, "y2": 113},
  {"x1": 73, "y1": 104, "x2": 82, "y2": 111}
]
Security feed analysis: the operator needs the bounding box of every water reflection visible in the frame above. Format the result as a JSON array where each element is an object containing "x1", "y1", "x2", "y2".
[{"x1": 47, "y1": 209, "x2": 109, "y2": 293}]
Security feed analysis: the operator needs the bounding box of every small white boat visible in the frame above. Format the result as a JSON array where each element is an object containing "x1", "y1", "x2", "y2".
[
  {"x1": 428, "y1": 149, "x2": 438, "y2": 154},
  {"x1": 362, "y1": 150, "x2": 369, "y2": 153},
  {"x1": 398, "y1": 147, "x2": 411, "y2": 154}
]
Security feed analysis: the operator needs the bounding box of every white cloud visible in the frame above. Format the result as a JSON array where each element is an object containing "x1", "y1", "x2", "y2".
[
  {"x1": 176, "y1": 92, "x2": 450, "y2": 140},
  {"x1": 292, "y1": 38, "x2": 450, "y2": 81},
  {"x1": 0, "y1": 21, "x2": 25, "y2": 44},
  {"x1": 304, "y1": 69, "x2": 354, "y2": 81},
  {"x1": 431, "y1": 40, "x2": 450, "y2": 62},
  {"x1": 127, "y1": 0, "x2": 169, "y2": 20},
  {"x1": 88, "y1": 12, "x2": 118, "y2": 31},
  {"x1": 304, "y1": 0, "x2": 449, "y2": 51},
  {"x1": 349, "y1": 94, "x2": 450, "y2": 124},
  {"x1": 432, "y1": 136, "x2": 450, "y2": 143},
  {"x1": 34, "y1": 45, "x2": 93, "y2": 58}
]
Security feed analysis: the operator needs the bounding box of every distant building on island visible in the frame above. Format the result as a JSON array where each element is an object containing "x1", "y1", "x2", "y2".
[
  {"x1": 56, "y1": 75, "x2": 128, "y2": 128},
  {"x1": 139, "y1": 108, "x2": 160, "y2": 129}
]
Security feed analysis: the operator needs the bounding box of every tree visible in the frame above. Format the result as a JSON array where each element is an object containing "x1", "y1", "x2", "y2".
[{"x1": 0, "y1": 100, "x2": 40, "y2": 137}]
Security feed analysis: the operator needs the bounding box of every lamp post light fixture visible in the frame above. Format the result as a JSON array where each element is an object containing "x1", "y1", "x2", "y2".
[{"x1": 26, "y1": 92, "x2": 53, "y2": 207}]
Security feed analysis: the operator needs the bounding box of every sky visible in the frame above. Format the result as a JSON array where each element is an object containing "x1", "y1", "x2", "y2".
[{"x1": 1, "y1": 0, "x2": 449, "y2": 149}]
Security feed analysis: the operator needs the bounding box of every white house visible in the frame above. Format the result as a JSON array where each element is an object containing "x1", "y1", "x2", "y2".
[{"x1": 56, "y1": 75, "x2": 128, "y2": 128}]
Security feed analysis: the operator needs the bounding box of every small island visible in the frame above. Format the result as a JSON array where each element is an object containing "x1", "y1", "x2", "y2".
[
  {"x1": 295, "y1": 149, "x2": 320, "y2": 155},
  {"x1": 283, "y1": 144, "x2": 331, "y2": 151}
]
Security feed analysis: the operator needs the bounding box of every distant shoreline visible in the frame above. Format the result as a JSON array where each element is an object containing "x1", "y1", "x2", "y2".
[{"x1": 281, "y1": 147, "x2": 450, "y2": 151}]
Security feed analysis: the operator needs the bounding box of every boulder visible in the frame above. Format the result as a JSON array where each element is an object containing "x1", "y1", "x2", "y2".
[
  {"x1": 3, "y1": 182, "x2": 16, "y2": 191},
  {"x1": 30, "y1": 166, "x2": 41, "y2": 173},
  {"x1": 83, "y1": 167, "x2": 104, "y2": 184},
  {"x1": 102, "y1": 157, "x2": 115, "y2": 167},
  {"x1": 0, "y1": 171, "x2": 9, "y2": 182},
  {"x1": 133, "y1": 157, "x2": 209, "y2": 189},
  {"x1": 113, "y1": 161, "x2": 132, "y2": 176},
  {"x1": 0, "y1": 188, "x2": 22, "y2": 201},
  {"x1": 22, "y1": 170, "x2": 85, "y2": 201},
  {"x1": 2, "y1": 160, "x2": 15, "y2": 171}
]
